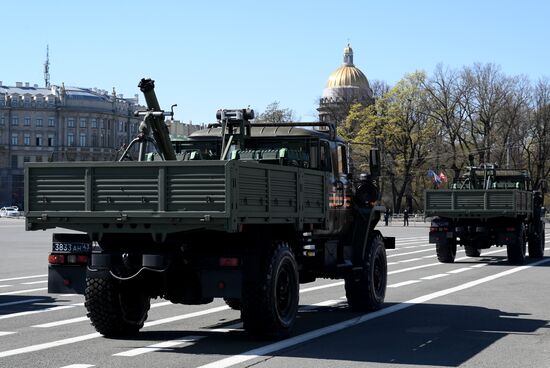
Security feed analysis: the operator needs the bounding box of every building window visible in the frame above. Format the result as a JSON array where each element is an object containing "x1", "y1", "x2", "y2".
[
  {"x1": 80, "y1": 118, "x2": 87, "y2": 128},
  {"x1": 48, "y1": 117, "x2": 55, "y2": 127},
  {"x1": 12, "y1": 117, "x2": 19, "y2": 126},
  {"x1": 67, "y1": 118, "x2": 75, "y2": 128},
  {"x1": 36, "y1": 155, "x2": 43, "y2": 162},
  {"x1": 36, "y1": 134, "x2": 42, "y2": 146},
  {"x1": 24, "y1": 117, "x2": 31, "y2": 126},
  {"x1": 91, "y1": 118, "x2": 98, "y2": 128},
  {"x1": 91, "y1": 134, "x2": 98, "y2": 147},
  {"x1": 11, "y1": 155, "x2": 18, "y2": 169},
  {"x1": 23, "y1": 156, "x2": 30, "y2": 163},
  {"x1": 48, "y1": 135, "x2": 55, "y2": 147},
  {"x1": 0, "y1": 116, "x2": 4, "y2": 126},
  {"x1": 79, "y1": 133, "x2": 86, "y2": 147},
  {"x1": 36, "y1": 118, "x2": 43, "y2": 127},
  {"x1": 24, "y1": 133, "x2": 30, "y2": 146},
  {"x1": 11, "y1": 133, "x2": 19, "y2": 145},
  {"x1": 67, "y1": 133, "x2": 75, "y2": 146}
]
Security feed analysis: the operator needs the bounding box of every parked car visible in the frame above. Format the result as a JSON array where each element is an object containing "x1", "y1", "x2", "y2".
[{"x1": 0, "y1": 206, "x2": 20, "y2": 218}]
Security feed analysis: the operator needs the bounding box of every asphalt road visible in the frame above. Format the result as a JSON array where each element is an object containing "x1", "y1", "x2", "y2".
[{"x1": 0, "y1": 218, "x2": 549, "y2": 368}]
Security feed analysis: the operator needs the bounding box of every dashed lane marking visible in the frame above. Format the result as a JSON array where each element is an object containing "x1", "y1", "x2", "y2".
[
  {"x1": 421, "y1": 274, "x2": 449, "y2": 280},
  {"x1": 58, "y1": 364, "x2": 95, "y2": 368},
  {"x1": 447, "y1": 267, "x2": 472, "y2": 274},
  {"x1": 0, "y1": 275, "x2": 46, "y2": 283},
  {"x1": 32, "y1": 300, "x2": 173, "y2": 328},
  {"x1": 113, "y1": 336, "x2": 205, "y2": 357},
  {"x1": 0, "y1": 298, "x2": 47, "y2": 308},
  {"x1": 195, "y1": 256, "x2": 550, "y2": 368},
  {"x1": 21, "y1": 280, "x2": 48, "y2": 285},
  {"x1": 0, "y1": 287, "x2": 47, "y2": 296},
  {"x1": 388, "y1": 280, "x2": 421, "y2": 288},
  {"x1": 0, "y1": 285, "x2": 13, "y2": 288},
  {"x1": 0, "y1": 305, "x2": 75, "y2": 321},
  {"x1": 0, "y1": 332, "x2": 16, "y2": 337}
]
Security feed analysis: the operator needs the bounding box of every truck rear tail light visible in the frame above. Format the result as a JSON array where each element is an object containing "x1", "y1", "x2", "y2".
[
  {"x1": 77, "y1": 255, "x2": 89, "y2": 264},
  {"x1": 48, "y1": 254, "x2": 65, "y2": 264},
  {"x1": 219, "y1": 257, "x2": 239, "y2": 267}
]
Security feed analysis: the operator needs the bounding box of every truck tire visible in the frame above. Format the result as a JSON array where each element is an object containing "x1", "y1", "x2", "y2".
[
  {"x1": 436, "y1": 240, "x2": 456, "y2": 263},
  {"x1": 223, "y1": 297, "x2": 241, "y2": 310},
  {"x1": 241, "y1": 243, "x2": 299, "y2": 339},
  {"x1": 85, "y1": 277, "x2": 150, "y2": 337},
  {"x1": 528, "y1": 222, "x2": 545, "y2": 259},
  {"x1": 464, "y1": 245, "x2": 481, "y2": 257},
  {"x1": 507, "y1": 227, "x2": 526, "y2": 265},
  {"x1": 345, "y1": 233, "x2": 387, "y2": 312}
]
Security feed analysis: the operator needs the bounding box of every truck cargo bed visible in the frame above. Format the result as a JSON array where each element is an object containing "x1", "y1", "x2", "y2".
[
  {"x1": 25, "y1": 160, "x2": 328, "y2": 234},
  {"x1": 425, "y1": 189, "x2": 533, "y2": 219}
]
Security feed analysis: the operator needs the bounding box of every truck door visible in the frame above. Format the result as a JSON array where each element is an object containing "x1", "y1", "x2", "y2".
[{"x1": 321, "y1": 140, "x2": 352, "y2": 235}]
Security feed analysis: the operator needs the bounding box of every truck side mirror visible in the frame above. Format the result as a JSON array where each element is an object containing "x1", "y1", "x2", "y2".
[{"x1": 369, "y1": 148, "x2": 381, "y2": 179}]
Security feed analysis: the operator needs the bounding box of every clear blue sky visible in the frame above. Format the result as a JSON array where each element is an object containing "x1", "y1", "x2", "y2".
[{"x1": 1, "y1": 0, "x2": 548, "y2": 124}]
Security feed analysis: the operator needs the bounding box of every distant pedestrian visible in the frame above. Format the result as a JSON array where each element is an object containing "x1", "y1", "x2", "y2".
[
  {"x1": 403, "y1": 209, "x2": 409, "y2": 226},
  {"x1": 384, "y1": 208, "x2": 389, "y2": 226}
]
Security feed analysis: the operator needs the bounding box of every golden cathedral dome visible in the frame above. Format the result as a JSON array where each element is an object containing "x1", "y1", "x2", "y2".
[{"x1": 325, "y1": 44, "x2": 370, "y2": 89}]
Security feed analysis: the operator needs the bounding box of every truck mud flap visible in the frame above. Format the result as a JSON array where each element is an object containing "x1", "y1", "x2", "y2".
[
  {"x1": 48, "y1": 265, "x2": 87, "y2": 294},
  {"x1": 200, "y1": 270, "x2": 242, "y2": 299},
  {"x1": 383, "y1": 237, "x2": 395, "y2": 249}
]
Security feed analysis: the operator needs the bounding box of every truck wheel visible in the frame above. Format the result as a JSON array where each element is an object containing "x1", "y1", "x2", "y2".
[
  {"x1": 528, "y1": 223, "x2": 545, "y2": 259},
  {"x1": 436, "y1": 240, "x2": 456, "y2": 263},
  {"x1": 85, "y1": 277, "x2": 150, "y2": 337},
  {"x1": 345, "y1": 233, "x2": 387, "y2": 312},
  {"x1": 507, "y1": 227, "x2": 526, "y2": 265},
  {"x1": 223, "y1": 297, "x2": 241, "y2": 310},
  {"x1": 241, "y1": 243, "x2": 299, "y2": 339},
  {"x1": 464, "y1": 246, "x2": 481, "y2": 257}
]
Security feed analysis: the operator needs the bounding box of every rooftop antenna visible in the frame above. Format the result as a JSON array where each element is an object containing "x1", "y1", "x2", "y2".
[{"x1": 44, "y1": 45, "x2": 50, "y2": 88}]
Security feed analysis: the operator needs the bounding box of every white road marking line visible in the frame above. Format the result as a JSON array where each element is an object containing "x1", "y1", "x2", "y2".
[
  {"x1": 32, "y1": 300, "x2": 174, "y2": 328},
  {"x1": 144, "y1": 306, "x2": 230, "y2": 328},
  {"x1": 0, "y1": 287, "x2": 47, "y2": 296},
  {"x1": 388, "y1": 248, "x2": 507, "y2": 275},
  {"x1": 0, "y1": 332, "x2": 101, "y2": 358},
  {"x1": 471, "y1": 263, "x2": 489, "y2": 268},
  {"x1": 0, "y1": 298, "x2": 46, "y2": 308},
  {"x1": 32, "y1": 316, "x2": 89, "y2": 328},
  {"x1": 0, "y1": 285, "x2": 13, "y2": 288},
  {"x1": 0, "y1": 305, "x2": 75, "y2": 321},
  {"x1": 0, "y1": 274, "x2": 47, "y2": 283},
  {"x1": 58, "y1": 363, "x2": 95, "y2": 368},
  {"x1": 208, "y1": 322, "x2": 243, "y2": 333},
  {"x1": 421, "y1": 274, "x2": 449, "y2": 280},
  {"x1": 113, "y1": 335, "x2": 205, "y2": 357},
  {"x1": 447, "y1": 267, "x2": 471, "y2": 274},
  {"x1": 399, "y1": 258, "x2": 423, "y2": 263},
  {"x1": 388, "y1": 280, "x2": 421, "y2": 288},
  {"x1": 387, "y1": 248, "x2": 433, "y2": 258},
  {"x1": 0, "y1": 331, "x2": 16, "y2": 337},
  {"x1": 300, "y1": 281, "x2": 344, "y2": 293},
  {"x1": 196, "y1": 256, "x2": 550, "y2": 368},
  {"x1": 21, "y1": 280, "x2": 48, "y2": 285},
  {"x1": 300, "y1": 299, "x2": 342, "y2": 311}
]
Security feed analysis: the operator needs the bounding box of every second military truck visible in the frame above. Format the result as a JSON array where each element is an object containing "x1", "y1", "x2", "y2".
[
  {"x1": 25, "y1": 79, "x2": 394, "y2": 339},
  {"x1": 425, "y1": 163, "x2": 546, "y2": 264}
]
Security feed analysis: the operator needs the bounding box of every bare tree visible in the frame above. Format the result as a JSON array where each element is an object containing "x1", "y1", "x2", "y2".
[
  {"x1": 459, "y1": 63, "x2": 511, "y2": 163},
  {"x1": 255, "y1": 101, "x2": 295, "y2": 124}
]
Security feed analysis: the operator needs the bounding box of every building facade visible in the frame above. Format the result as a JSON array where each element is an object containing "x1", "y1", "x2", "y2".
[{"x1": 0, "y1": 81, "x2": 145, "y2": 207}]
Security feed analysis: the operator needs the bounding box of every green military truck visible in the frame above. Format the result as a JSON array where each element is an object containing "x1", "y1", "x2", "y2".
[
  {"x1": 25, "y1": 79, "x2": 394, "y2": 339},
  {"x1": 425, "y1": 163, "x2": 546, "y2": 265}
]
